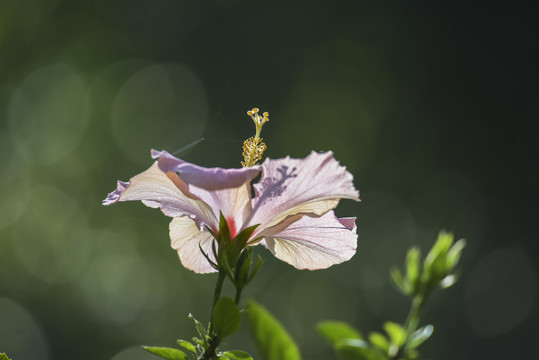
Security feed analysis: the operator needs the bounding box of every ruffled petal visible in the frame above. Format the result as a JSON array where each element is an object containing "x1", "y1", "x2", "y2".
[
  {"x1": 170, "y1": 217, "x2": 218, "y2": 274},
  {"x1": 249, "y1": 151, "x2": 360, "y2": 234},
  {"x1": 153, "y1": 149, "x2": 256, "y2": 236},
  {"x1": 152, "y1": 149, "x2": 261, "y2": 190},
  {"x1": 262, "y1": 211, "x2": 357, "y2": 270},
  {"x1": 103, "y1": 181, "x2": 129, "y2": 205},
  {"x1": 103, "y1": 162, "x2": 217, "y2": 229}
]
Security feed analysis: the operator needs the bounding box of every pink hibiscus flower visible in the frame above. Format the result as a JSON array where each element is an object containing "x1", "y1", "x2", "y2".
[{"x1": 103, "y1": 149, "x2": 360, "y2": 273}]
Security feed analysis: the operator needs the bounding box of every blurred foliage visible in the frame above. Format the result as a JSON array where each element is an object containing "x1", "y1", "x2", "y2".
[
  {"x1": 319, "y1": 231, "x2": 465, "y2": 360},
  {"x1": 1, "y1": 0, "x2": 538, "y2": 359},
  {"x1": 143, "y1": 346, "x2": 187, "y2": 360},
  {"x1": 247, "y1": 301, "x2": 301, "y2": 360}
]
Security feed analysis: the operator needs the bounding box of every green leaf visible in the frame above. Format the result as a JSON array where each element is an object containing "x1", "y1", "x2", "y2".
[
  {"x1": 423, "y1": 231, "x2": 454, "y2": 286},
  {"x1": 383, "y1": 321, "x2": 405, "y2": 347},
  {"x1": 219, "y1": 212, "x2": 231, "y2": 242},
  {"x1": 247, "y1": 300, "x2": 302, "y2": 360},
  {"x1": 189, "y1": 313, "x2": 207, "y2": 340},
  {"x1": 235, "y1": 248, "x2": 254, "y2": 284},
  {"x1": 408, "y1": 324, "x2": 433, "y2": 349},
  {"x1": 219, "y1": 252, "x2": 235, "y2": 281},
  {"x1": 405, "y1": 247, "x2": 421, "y2": 293},
  {"x1": 234, "y1": 224, "x2": 259, "y2": 249},
  {"x1": 176, "y1": 340, "x2": 196, "y2": 354},
  {"x1": 0, "y1": 353, "x2": 13, "y2": 360},
  {"x1": 368, "y1": 331, "x2": 389, "y2": 352},
  {"x1": 247, "y1": 254, "x2": 264, "y2": 283},
  {"x1": 204, "y1": 225, "x2": 217, "y2": 239},
  {"x1": 227, "y1": 224, "x2": 260, "y2": 268},
  {"x1": 220, "y1": 350, "x2": 254, "y2": 359},
  {"x1": 213, "y1": 297, "x2": 242, "y2": 338},
  {"x1": 336, "y1": 345, "x2": 370, "y2": 360},
  {"x1": 335, "y1": 339, "x2": 385, "y2": 360},
  {"x1": 390, "y1": 267, "x2": 407, "y2": 295},
  {"x1": 192, "y1": 337, "x2": 205, "y2": 346},
  {"x1": 317, "y1": 321, "x2": 363, "y2": 346},
  {"x1": 446, "y1": 238, "x2": 466, "y2": 270},
  {"x1": 199, "y1": 241, "x2": 218, "y2": 270},
  {"x1": 233, "y1": 248, "x2": 263, "y2": 288},
  {"x1": 143, "y1": 346, "x2": 187, "y2": 360}
]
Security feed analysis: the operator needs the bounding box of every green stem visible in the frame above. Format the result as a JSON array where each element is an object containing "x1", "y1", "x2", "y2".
[
  {"x1": 208, "y1": 271, "x2": 227, "y2": 335},
  {"x1": 390, "y1": 292, "x2": 429, "y2": 360},
  {"x1": 199, "y1": 271, "x2": 227, "y2": 360},
  {"x1": 234, "y1": 286, "x2": 244, "y2": 305},
  {"x1": 403, "y1": 295, "x2": 424, "y2": 338}
]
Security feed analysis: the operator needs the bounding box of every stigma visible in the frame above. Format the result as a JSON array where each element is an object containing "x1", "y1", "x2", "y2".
[{"x1": 242, "y1": 108, "x2": 270, "y2": 167}]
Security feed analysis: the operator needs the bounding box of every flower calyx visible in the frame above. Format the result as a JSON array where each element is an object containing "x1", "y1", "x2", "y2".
[{"x1": 203, "y1": 212, "x2": 262, "y2": 286}]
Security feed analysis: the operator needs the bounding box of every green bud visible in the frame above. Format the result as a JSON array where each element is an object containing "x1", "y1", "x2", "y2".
[
  {"x1": 406, "y1": 247, "x2": 422, "y2": 294},
  {"x1": 422, "y1": 231, "x2": 454, "y2": 287}
]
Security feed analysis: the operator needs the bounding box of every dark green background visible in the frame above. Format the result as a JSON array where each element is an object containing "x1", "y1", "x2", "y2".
[{"x1": 1, "y1": 1, "x2": 537, "y2": 359}]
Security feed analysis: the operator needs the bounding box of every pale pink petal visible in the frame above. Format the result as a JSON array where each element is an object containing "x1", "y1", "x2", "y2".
[
  {"x1": 152, "y1": 150, "x2": 256, "y2": 236},
  {"x1": 103, "y1": 181, "x2": 129, "y2": 205},
  {"x1": 249, "y1": 151, "x2": 360, "y2": 234},
  {"x1": 262, "y1": 211, "x2": 357, "y2": 270},
  {"x1": 170, "y1": 217, "x2": 218, "y2": 274},
  {"x1": 187, "y1": 183, "x2": 253, "y2": 238},
  {"x1": 152, "y1": 149, "x2": 261, "y2": 190},
  {"x1": 103, "y1": 162, "x2": 217, "y2": 230}
]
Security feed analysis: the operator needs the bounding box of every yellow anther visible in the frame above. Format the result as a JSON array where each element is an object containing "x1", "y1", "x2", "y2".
[{"x1": 242, "y1": 107, "x2": 270, "y2": 167}]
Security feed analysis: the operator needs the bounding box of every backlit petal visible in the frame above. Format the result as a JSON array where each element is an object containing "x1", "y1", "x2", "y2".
[
  {"x1": 262, "y1": 211, "x2": 357, "y2": 270},
  {"x1": 152, "y1": 149, "x2": 261, "y2": 190},
  {"x1": 103, "y1": 162, "x2": 216, "y2": 229},
  {"x1": 152, "y1": 150, "x2": 256, "y2": 235},
  {"x1": 249, "y1": 151, "x2": 359, "y2": 234},
  {"x1": 188, "y1": 183, "x2": 252, "y2": 238},
  {"x1": 170, "y1": 217, "x2": 217, "y2": 274}
]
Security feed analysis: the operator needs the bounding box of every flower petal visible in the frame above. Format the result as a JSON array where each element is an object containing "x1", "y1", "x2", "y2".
[
  {"x1": 153, "y1": 150, "x2": 257, "y2": 236},
  {"x1": 249, "y1": 151, "x2": 359, "y2": 233},
  {"x1": 103, "y1": 162, "x2": 217, "y2": 229},
  {"x1": 262, "y1": 211, "x2": 357, "y2": 270},
  {"x1": 187, "y1": 184, "x2": 253, "y2": 238},
  {"x1": 103, "y1": 181, "x2": 129, "y2": 205},
  {"x1": 152, "y1": 149, "x2": 261, "y2": 190},
  {"x1": 170, "y1": 217, "x2": 218, "y2": 274}
]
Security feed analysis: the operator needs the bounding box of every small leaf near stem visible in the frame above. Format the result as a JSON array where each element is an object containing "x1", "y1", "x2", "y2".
[
  {"x1": 143, "y1": 346, "x2": 188, "y2": 360},
  {"x1": 388, "y1": 294, "x2": 427, "y2": 360},
  {"x1": 213, "y1": 297, "x2": 242, "y2": 339}
]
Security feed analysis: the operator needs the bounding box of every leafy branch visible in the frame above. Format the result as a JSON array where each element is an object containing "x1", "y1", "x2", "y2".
[{"x1": 318, "y1": 231, "x2": 466, "y2": 360}]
